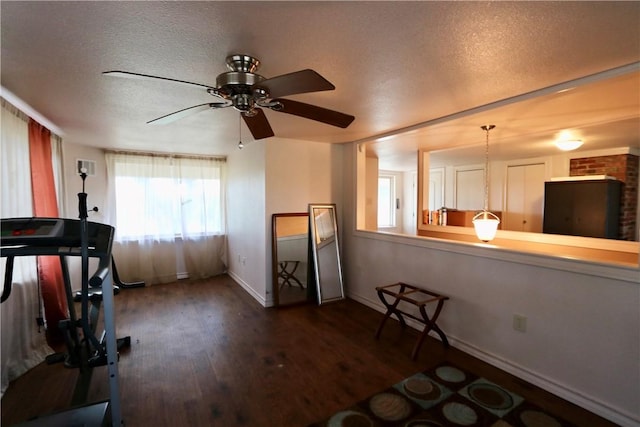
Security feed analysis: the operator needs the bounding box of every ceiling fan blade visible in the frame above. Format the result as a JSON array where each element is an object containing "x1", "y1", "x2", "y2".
[
  {"x1": 103, "y1": 70, "x2": 214, "y2": 90},
  {"x1": 242, "y1": 109, "x2": 275, "y2": 140},
  {"x1": 272, "y1": 98, "x2": 355, "y2": 128},
  {"x1": 147, "y1": 102, "x2": 228, "y2": 125},
  {"x1": 258, "y1": 69, "x2": 335, "y2": 98}
]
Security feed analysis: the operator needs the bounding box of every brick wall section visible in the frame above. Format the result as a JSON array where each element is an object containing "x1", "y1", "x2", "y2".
[{"x1": 570, "y1": 154, "x2": 639, "y2": 240}]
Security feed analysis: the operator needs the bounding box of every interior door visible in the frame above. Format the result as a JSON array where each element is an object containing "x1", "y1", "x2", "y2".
[{"x1": 505, "y1": 163, "x2": 545, "y2": 232}]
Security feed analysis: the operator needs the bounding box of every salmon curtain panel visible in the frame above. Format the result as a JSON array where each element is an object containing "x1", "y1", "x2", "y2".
[{"x1": 28, "y1": 119, "x2": 68, "y2": 344}]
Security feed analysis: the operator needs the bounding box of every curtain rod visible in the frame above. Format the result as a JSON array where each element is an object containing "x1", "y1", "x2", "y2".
[{"x1": 104, "y1": 149, "x2": 226, "y2": 162}]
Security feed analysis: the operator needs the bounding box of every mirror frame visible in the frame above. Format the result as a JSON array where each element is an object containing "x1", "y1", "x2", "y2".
[
  {"x1": 309, "y1": 203, "x2": 345, "y2": 304},
  {"x1": 271, "y1": 212, "x2": 312, "y2": 307}
]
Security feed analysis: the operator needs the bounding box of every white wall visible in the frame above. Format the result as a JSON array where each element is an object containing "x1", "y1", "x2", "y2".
[
  {"x1": 365, "y1": 157, "x2": 378, "y2": 229},
  {"x1": 226, "y1": 141, "x2": 267, "y2": 304},
  {"x1": 61, "y1": 142, "x2": 108, "y2": 222},
  {"x1": 226, "y1": 137, "x2": 344, "y2": 306},
  {"x1": 342, "y1": 143, "x2": 640, "y2": 427},
  {"x1": 265, "y1": 138, "x2": 342, "y2": 213},
  {"x1": 263, "y1": 138, "x2": 344, "y2": 306}
]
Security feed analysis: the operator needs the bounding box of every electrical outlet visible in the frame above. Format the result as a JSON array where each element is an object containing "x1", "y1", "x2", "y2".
[{"x1": 513, "y1": 314, "x2": 527, "y2": 332}]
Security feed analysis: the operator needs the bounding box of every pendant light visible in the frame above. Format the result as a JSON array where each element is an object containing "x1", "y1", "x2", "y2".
[
  {"x1": 237, "y1": 113, "x2": 244, "y2": 150},
  {"x1": 472, "y1": 125, "x2": 500, "y2": 242}
]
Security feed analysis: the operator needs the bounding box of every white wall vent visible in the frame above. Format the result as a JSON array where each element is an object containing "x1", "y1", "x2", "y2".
[{"x1": 76, "y1": 159, "x2": 96, "y2": 176}]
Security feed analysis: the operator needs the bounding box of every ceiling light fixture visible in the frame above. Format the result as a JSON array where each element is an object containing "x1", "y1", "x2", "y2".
[
  {"x1": 472, "y1": 125, "x2": 500, "y2": 242},
  {"x1": 555, "y1": 139, "x2": 583, "y2": 151}
]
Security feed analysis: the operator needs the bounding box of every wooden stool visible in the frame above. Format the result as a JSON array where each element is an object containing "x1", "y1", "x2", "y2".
[
  {"x1": 374, "y1": 282, "x2": 449, "y2": 360},
  {"x1": 278, "y1": 260, "x2": 304, "y2": 289}
]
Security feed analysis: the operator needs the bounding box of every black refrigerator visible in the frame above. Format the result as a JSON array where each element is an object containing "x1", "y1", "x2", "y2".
[{"x1": 542, "y1": 179, "x2": 622, "y2": 239}]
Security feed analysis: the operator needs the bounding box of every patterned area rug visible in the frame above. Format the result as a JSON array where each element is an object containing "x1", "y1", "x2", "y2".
[{"x1": 309, "y1": 363, "x2": 575, "y2": 427}]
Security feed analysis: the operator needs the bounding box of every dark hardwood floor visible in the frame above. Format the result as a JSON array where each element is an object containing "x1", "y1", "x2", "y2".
[{"x1": 2, "y1": 275, "x2": 615, "y2": 426}]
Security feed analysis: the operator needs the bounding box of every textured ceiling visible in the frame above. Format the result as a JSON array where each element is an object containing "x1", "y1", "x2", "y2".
[
  {"x1": 371, "y1": 67, "x2": 640, "y2": 169},
  {"x1": 1, "y1": 1, "x2": 639, "y2": 163}
]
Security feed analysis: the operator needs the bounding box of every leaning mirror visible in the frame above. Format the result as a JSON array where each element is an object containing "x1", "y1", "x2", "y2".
[
  {"x1": 309, "y1": 204, "x2": 345, "y2": 304},
  {"x1": 272, "y1": 213, "x2": 311, "y2": 307}
]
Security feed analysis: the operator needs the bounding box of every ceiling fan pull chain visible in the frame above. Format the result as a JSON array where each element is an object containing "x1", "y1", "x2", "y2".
[{"x1": 238, "y1": 113, "x2": 244, "y2": 150}]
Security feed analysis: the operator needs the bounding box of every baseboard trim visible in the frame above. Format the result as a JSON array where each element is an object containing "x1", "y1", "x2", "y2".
[
  {"x1": 450, "y1": 338, "x2": 639, "y2": 427},
  {"x1": 346, "y1": 292, "x2": 639, "y2": 427},
  {"x1": 227, "y1": 271, "x2": 268, "y2": 307}
]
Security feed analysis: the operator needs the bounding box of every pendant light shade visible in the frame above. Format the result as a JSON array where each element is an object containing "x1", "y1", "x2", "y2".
[
  {"x1": 472, "y1": 125, "x2": 500, "y2": 242},
  {"x1": 472, "y1": 210, "x2": 500, "y2": 242}
]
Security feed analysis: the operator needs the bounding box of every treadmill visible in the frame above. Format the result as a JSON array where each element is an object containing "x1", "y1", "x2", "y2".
[{"x1": 1, "y1": 216, "x2": 124, "y2": 427}]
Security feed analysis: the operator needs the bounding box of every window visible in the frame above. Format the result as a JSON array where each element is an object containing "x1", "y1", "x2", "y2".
[
  {"x1": 107, "y1": 153, "x2": 225, "y2": 241},
  {"x1": 378, "y1": 175, "x2": 396, "y2": 228}
]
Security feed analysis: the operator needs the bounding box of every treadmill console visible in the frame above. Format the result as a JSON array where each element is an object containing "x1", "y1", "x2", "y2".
[
  {"x1": 1, "y1": 218, "x2": 65, "y2": 245},
  {"x1": 1, "y1": 218, "x2": 114, "y2": 256}
]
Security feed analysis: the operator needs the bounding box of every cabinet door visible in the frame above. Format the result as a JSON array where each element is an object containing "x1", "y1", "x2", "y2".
[
  {"x1": 543, "y1": 182, "x2": 574, "y2": 235},
  {"x1": 571, "y1": 182, "x2": 605, "y2": 237},
  {"x1": 505, "y1": 163, "x2": 545, "y2": 232},
  {"x1": 571, "y1": 181, "x2": 621, "y2": 238}
]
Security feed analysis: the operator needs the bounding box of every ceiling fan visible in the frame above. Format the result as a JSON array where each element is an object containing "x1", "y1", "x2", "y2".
[{"x1": 103, "y1": 54, "x2": 355, "y2": 140}]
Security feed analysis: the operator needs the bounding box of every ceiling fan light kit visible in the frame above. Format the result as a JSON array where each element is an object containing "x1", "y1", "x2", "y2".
[
  {"x1": 226, "y1": 54, "x2": 260, "y2": 73},
  {"x1": 103, "y1": 54, "x2": 355, "y2": 141}
]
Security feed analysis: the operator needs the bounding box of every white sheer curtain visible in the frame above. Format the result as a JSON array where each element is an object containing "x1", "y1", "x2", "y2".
[
  {"x1": 50, "y1": 134, "x2": 66, "y2": 218},
  {"x1": 177, "y1": 156, "x2": 228, "y2": 279},
  {"x1": 0, "y1": 99, "x2": 52, "y2": 395},
  {"x1": 105, "y1": 152, "x2": 227, "y2": 285}
]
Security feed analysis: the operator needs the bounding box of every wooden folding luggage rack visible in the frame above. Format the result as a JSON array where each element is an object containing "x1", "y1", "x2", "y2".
[{"x1": 374, "y1": 282, "x2": 449, "y2": 360}]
